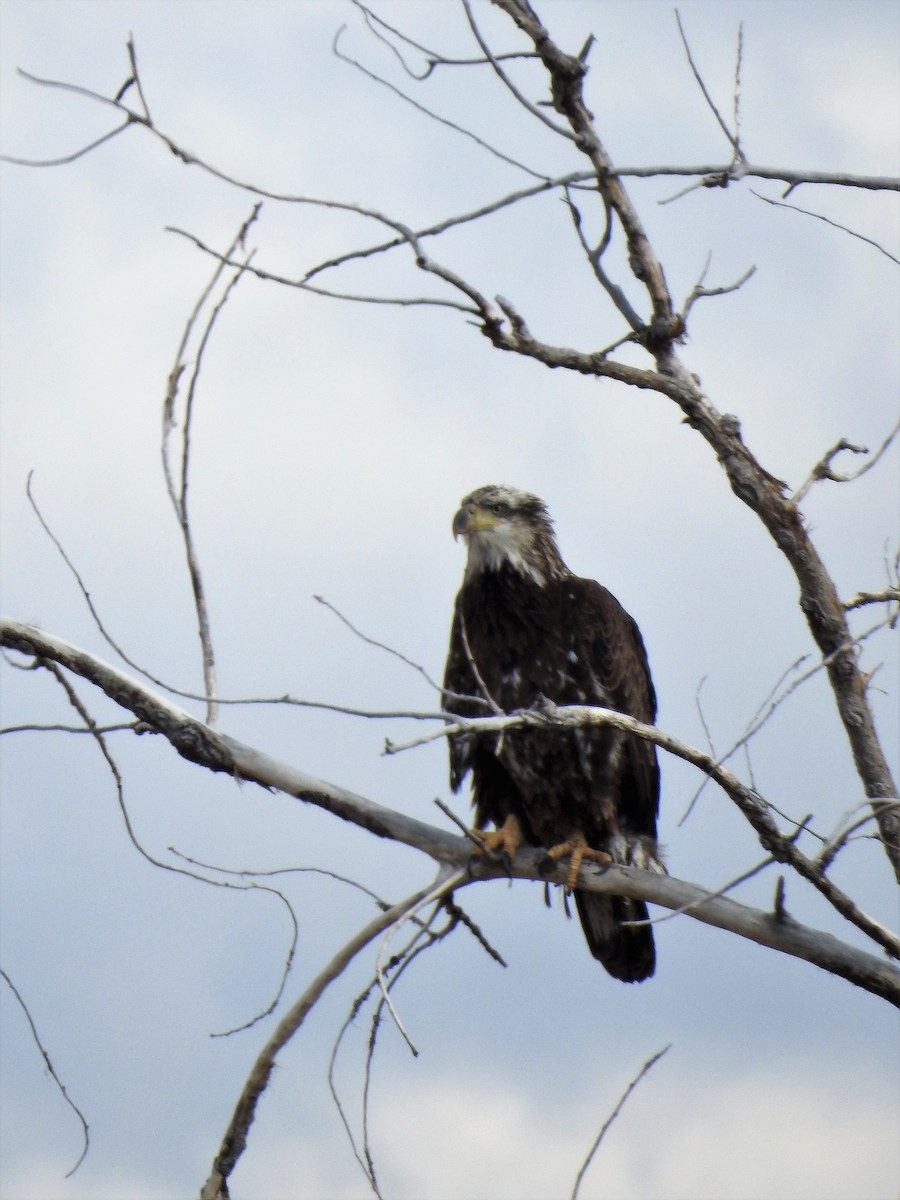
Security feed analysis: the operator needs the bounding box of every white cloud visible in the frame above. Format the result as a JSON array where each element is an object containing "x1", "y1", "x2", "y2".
[{"x1": 229, "y1": 1064, "x2": 900, "y2": 1200}]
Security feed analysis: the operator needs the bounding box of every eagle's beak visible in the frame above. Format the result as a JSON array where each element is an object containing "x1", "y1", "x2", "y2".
[{"x1": 453, "y1": 503, "x2": 498, "y2": 540}]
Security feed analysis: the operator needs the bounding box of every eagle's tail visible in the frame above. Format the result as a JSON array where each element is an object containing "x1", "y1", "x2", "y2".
[{"x1": 574, "y1": 892, "x2": 655, "y2": 983}]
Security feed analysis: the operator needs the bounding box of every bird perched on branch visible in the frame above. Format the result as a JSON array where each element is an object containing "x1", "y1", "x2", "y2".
[{"x1": 443, "y1": 484, "x2": 663, "y2": 982}]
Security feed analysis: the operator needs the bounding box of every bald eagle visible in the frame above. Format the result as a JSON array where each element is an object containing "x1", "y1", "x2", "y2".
[{"x1": 443, "y1": 485, "x2": 663, "y2": 982}]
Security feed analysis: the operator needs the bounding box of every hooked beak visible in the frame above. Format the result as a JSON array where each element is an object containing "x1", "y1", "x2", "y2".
[{"x1": 452, "y1": 503, "x2": 498, "y2": 540}]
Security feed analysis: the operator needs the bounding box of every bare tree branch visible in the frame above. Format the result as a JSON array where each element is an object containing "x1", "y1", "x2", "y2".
[
  {"x1": 349, "y1": 0, "x2": 537, "y2": 80},
  {"x1": 844, "y1": 588, "x2": 900, "y2": 614},
  {"x1": 2, "y1": 616, "x2": 898, "y2": 998},
  {"x1": 4, "y1": 61, "x2": 895, "y2": 194},
  {"x1": 166, "y1": 223, "x2": 484, "y2": 315},
  {"x1": 388, "y1": 703, "x2": 899, "y2": 955}
]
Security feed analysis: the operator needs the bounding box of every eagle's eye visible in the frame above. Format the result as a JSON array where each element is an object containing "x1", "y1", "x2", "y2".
[{"x1": 491, "y1": 502, "x2": 506, "y2": 515}]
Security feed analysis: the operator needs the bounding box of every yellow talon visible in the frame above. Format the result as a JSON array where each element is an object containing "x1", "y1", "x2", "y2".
[
  {"x1": 544, "y1": 834, "x2": 612, "y2": 890},
  {"x1": 474, "y1": 813, "x2": 524, "y2": 863}
]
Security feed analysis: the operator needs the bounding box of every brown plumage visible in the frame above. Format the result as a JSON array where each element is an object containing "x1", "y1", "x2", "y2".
[{"x1": 443, "y1": 485, "x2": 663, "y2": 982}]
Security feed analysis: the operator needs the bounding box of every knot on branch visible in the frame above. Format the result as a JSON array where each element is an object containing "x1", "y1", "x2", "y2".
[
  {"x1": 640, "y1": 313, "x2": 686, "y2": 351},
  {"x1": 702, "y1": 171, "x2": 733, "y2": 190},
  {"x1": 167, "y1": 722, "x2": 235, "y2": 772}
]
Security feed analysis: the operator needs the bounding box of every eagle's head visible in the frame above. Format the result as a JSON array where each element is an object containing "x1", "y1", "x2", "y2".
[{"x1": 452, "y1": 484, "x2": 567, "y2": 586}]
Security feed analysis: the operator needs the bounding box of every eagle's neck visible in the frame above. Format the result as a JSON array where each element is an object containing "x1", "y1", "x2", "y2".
[{"x1": 464, "y1": 521, "x2": 568, "y2": 588}]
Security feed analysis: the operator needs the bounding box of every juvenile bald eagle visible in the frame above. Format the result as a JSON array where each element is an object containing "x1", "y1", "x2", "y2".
[{"x1": 443, "y1": 485, "x2": 663, "y2": 982}]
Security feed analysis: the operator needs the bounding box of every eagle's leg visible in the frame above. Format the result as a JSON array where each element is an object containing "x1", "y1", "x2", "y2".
[
  {"x1": 543, "y1": 834, "x2": 612, "y2": 891},
  {"x1": 475, "y1": 813, "x2": 524, "y2": 866}
]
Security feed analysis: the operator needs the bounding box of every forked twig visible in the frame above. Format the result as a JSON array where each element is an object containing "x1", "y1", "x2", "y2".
[
  {"x1": 793, "y1": 421, "x2": 900, "y2": 505},
  {"x1": 163, "y1": 207, "x2": 261, "y2": 726},
  {"x1": 675, "y1": 10, "x2": 745, "y2": 162},
  {"x1": 200, "y1": 880, "x2": 444, "y2": 1200}
]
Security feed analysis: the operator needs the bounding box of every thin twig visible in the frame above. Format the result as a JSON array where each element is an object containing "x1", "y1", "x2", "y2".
[
  {"x1": 37, "y1": 659, "x2": 302, "y2": 1034},
  {"x1": 0, "y1": 967, "x2": 90, "y2": 1178},
  {"x1": 313, "y1": 594, "x2": 446, "y2": 694},
  {"x1": 178, "y1": 255, "x2": 253, "y2": 724},
  {"x1": 25, "y1": 472, "x2": 183, "y2": 694},
  {"x1": 460, "y1": 0, "x2": 576, "y2": 141},
  {"x1": 680, "y1": 262, "x2": 756, "y2": 323},
  {"x1": 1, "y1": 721, "x2": 138, "y2": 735},
  {"x1": 0, "y1": 119, "x2": 132, "y2": 167},
  {"x1": 350, "y1": 0, "x2": 536, "y2": 80},
  {"x1": 168, "y1": 224, "x2": 481, "y2": 313},
  {"x1": 458, "y1": 610, "x2": 503, "y2": 714},
  {"x1": 333, "y1": 24, "x2": 549, "y2": 180},
  {"x1": 844, "y1": 587, "x2": 900, "y2": 613},
  {"x1": 751, "y1": 189, "x2": 900, "y2": 265},
  {"x1": 732, "y1": 23, "x2": 744, "y2": 156},
  {"x1": 817, "y1": 799, "x2": 900, "y2": 873},
  {"x1": 125, "y1": 35, "x2": 152, "y2": 121},
  {"x1": 563, "y1": 187, "x2": 644, "y2": 333},
  {"x1": 636, "y1": 856, "x2": 775, "y2": 927},
  {"x1": 374, "y1": 867, "x2": 467, "y2": 1054},
  {"x1": 679, "y1": 611, "x2": 897, "y2": 834},
  {"x1": 571, "y1": 1045, "x2": 672, "y2": 1200}
]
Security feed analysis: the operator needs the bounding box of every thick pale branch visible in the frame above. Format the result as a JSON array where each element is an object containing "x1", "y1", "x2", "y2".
[
  {"x1": 389, "y1": 705, "x2": 899, "y2": 957},
  {"x1": 2, "y1": 616, "x2": 898, "y2": 1003},
  {"x1": 0, "y1": 616, "x2": 460, "y2": 860}
]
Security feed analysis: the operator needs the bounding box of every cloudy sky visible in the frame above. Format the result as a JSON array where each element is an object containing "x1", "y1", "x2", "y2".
[{"x1": 1, "y1": 2, "x2": 898, "y2": 1198}]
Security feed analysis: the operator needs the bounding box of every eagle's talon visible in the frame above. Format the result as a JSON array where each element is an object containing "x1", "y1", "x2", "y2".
[
  {"x1": 545, "y1": 834, "x2": 612, "y2": 891},
  {"x1": 471, "y1": 813, "x2": 524, "y2": 874}
]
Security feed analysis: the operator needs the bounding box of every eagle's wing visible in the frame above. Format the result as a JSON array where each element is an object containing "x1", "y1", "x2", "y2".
[
  {"x1": 576, "y1": 578, "x2": 660, "y2": 839},
  {"x1": 443, "y1": 594, "x2": 528, "y2": 837},
  {"x1": 442, "y1": 593, "x2": 481, "y2": 792}
]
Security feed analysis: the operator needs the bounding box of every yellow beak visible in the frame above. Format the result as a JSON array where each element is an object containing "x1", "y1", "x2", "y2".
[{"x1": 452, "y1": 504, "x2": 499, "y2": 539}]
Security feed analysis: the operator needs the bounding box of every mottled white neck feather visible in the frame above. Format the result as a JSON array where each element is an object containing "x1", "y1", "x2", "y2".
[{"x1": 465, "y1": 521, "x2": 549, "y2": 586}]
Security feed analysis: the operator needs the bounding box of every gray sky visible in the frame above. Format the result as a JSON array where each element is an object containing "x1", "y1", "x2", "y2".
[{"x1": 1, "y1": 2, "x2": 898, "y2": 1198}]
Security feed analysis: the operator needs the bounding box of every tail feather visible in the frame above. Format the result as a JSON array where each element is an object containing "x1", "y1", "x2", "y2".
[{"x1": 574, "y1": 892, "x2": 655, "y2": 983}]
